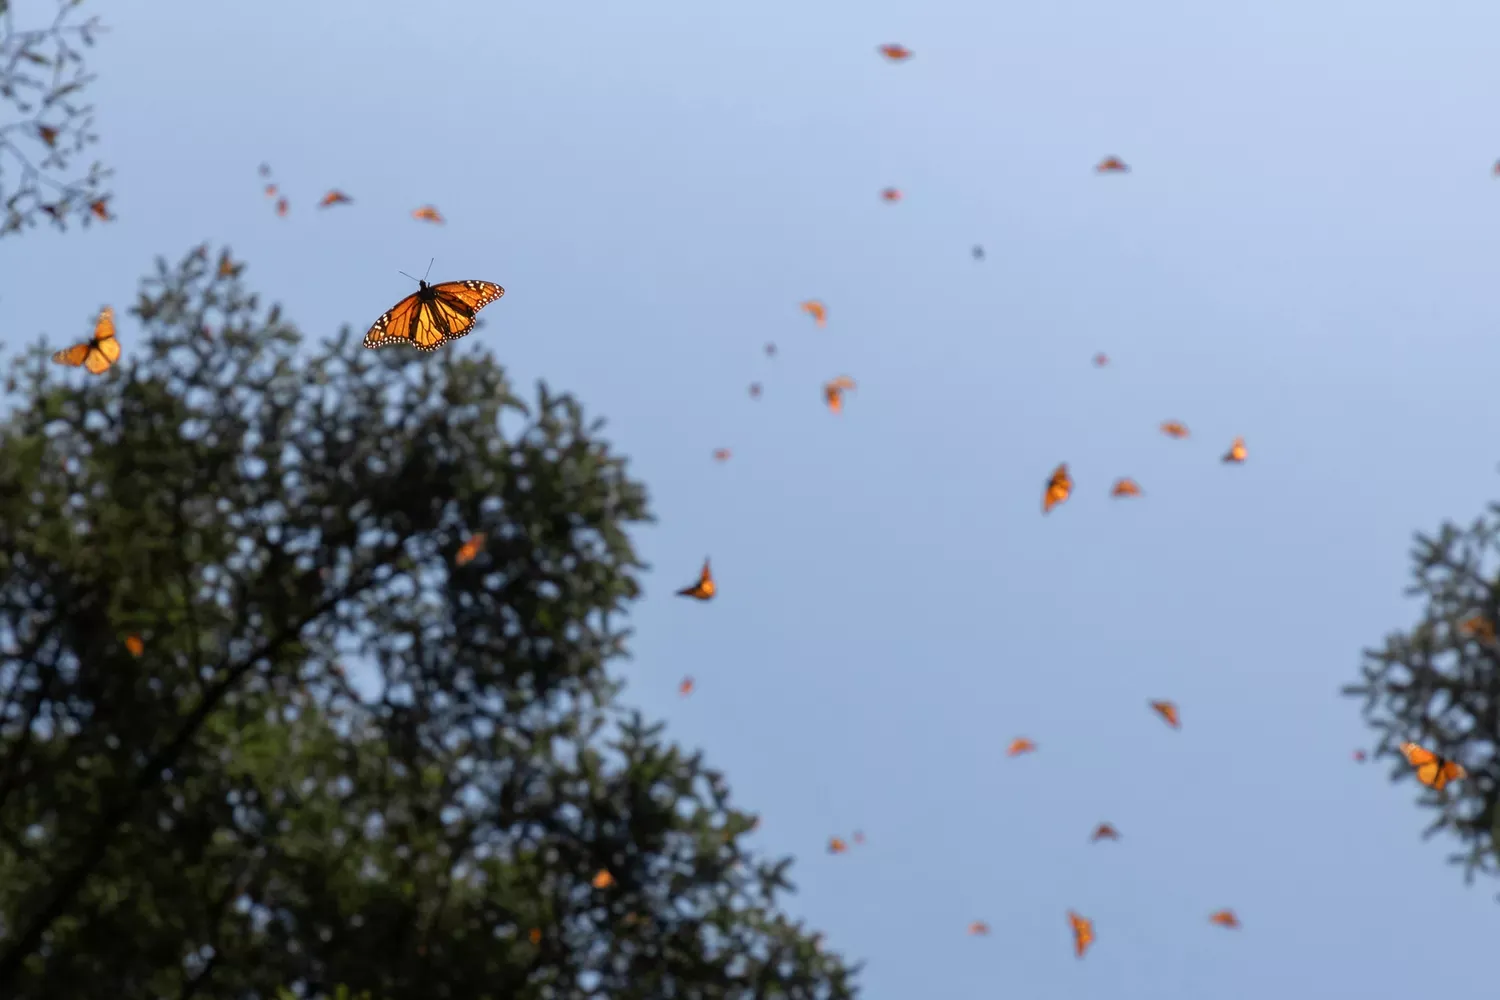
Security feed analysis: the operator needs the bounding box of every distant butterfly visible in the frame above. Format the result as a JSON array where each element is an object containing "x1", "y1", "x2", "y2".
[
  {"x1": 1111, "y1": 478, "x2": 1141, "y2": 498},
  {"x1": 1068, "y1": 911, "x2": 1095, "y2": 958},
  {"x1": 1096, "y1": 157, "x2": 1130, "y2": 173},
  {"x1": 968, "y1": 921, "x2": 990, "y2": 936},
  {"x1": 713, "y1": 449, "x2": 731, "y2": 462},
  {"x1": 123, "y1": 633, "x2": 144, "y2": 657},
  {"x1": 880, "y1": 187, "x2": 902, "y2": 202},
  {"x1": 1492, "y1": 160, "x2": 1500, "y2": 177},
  {"x1": 265, "y1": 184, "x2": 279, "y2": 197},
  {"x1": 217, "y1": 251, "x2": 245, "y2": 278},
  {"x1": 363, "y1": 279, "x2": 505, "y2": 352},
  {"x1": 679, "y1": 677, "x2": 695, "y2": 696},
  {"x1": 37, "y1": 124, "x2": 58, "y2": 147},
  {"x1": 878, "y1": 44, "x2": 912, "y2": 61},
  {"x1": 591, "y1": 869, "x2": 615, "y2": 889},
  {"x1": 1208, "y1": 909, "x2": 1240, "y2": 929},
  {"x1": 972, "y1": 245, "x2": 985, "y2": 260},
  {"x1": 258, "y1": 162, "x2": 272, "y2": 177},
  {"x1": 1090, "y1": 823, "x2": 1120, "y2": 842},
  {"x1": 676, "y1": 559, "x2": 716, "y2": 601},
  {"x1": 828, "y1": 837, "x2": 848, "y2": 854},
  {"x1": 528, "y1": 928, "x2": 542, "y2": 945},
  {"x1": 825, "y1": 376, "x2": 857, "y2": 414},
  {"x1": 319, "y1": 190, "x2": 352, "y2": 208},
  {"x1": 852, "y1": 830, "x2": 866, "y2": 845},
  {"x1": 1352, "y1": 749, "x2": 1367, "y2": 763},
  {"x1": 1459, "y1": 615, "x2": 1496, "y2": 642},
  {"x1": 51, "y1": 307, "x2": 120, "y2": 375},
  {"x1": 454, "y1": 532, "x2": 486, "y2": 567},
  {"x1": 1007, "y1": 737, "x2": 1036, "y2": 757},
  {"x1": 801, "y1": 300, "x2": 828, "y2": 327},
  {"x1": 1043, "y1": 463, "x2": 1072, "y2": 514},
  {"x1": 765, "y1": 342, "x2": 777, "y2": 357},
  {"x1": 1221, "y1": 436, "x2": 1247, "y2": 463},
  {"x1": 749, "y1": 382, "x2": 763, "y2": 399},
  {"x1": 412, "y1": 205, "x2": 445, "y2": 224},
  {"x1": 1150, "y1": 700, "x2": 1180, "y2": 729},
  {"x1": 276, "y1": 198, "x2": 289, "y2": 217},
  {"x1": 1161, "y1": 421, "x2": 1189, "y2": 439},
  {"x1": 1399, "y1": 741, "x2": 1465, "y2": 790},
  {"x1": 1093, "y1": 352, "x2": 1108, "y2": 367},
  {"x1": 89, "y1": 198, "x2": 112, "y2": 222}
]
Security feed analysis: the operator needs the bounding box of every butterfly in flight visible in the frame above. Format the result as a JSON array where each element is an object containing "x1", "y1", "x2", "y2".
[
  {"x1": 1068, "y1": 911, "x2": 1094, "y2": 958},
  {"x1": 412, "y1": 205, "x2": 444, "y2": 224},
  {"x1": 852, "y1": 830, "x2": 865, "y2": 845},
  {"x1": 968, "y1": 921, "x2": 990, "y2": 936},
  {"x1": 880, "y1": 187, "x2": 902, "y2": 202},
  {"x1": 676, "y1": 559, "x2": 716, "y2": 601},
  {"x1": 319, "y1": 190, "x2": 353, "y2": 208},
  {"x1": 765, "y1": 342, "x2": 777, "y2": 357},
  {"x1": 454, "y1": 532, "x2": 486, "y2": 567},
  {"x1": 801, "y1": 300, "x2": 828, "y2": 327},
  {"x1": 591, "y1": 869, "x2": 615, "y2": 889},
  {"x1": 878, "y1": 44, "x2": 912, "y2": 61},
  {"x1": 1093, "y1": 352, "x2": 1108, "y2": 367},
  {"x1": 1007, "y1": 737, "x2": 1037, "y2": 757},
  {"x1": 1459, "y1": 615, "x2": 1497, "y2": 641},
  {"x1": 1400, "y1": 741, "x2": 1465, "y2": 790},
  {"x1": 1111, "y1": 478, "x2": 1141, "y2": 498},
  {"x1": 1043, "y1": 463, "x2": 1072, "y2": 513},
  {"x1": 678, "y1": 677, "x2": 695, "y2": 696},
  {"x1": 972, "y1": 245, "x2": 985, "y2": 260},
  {"x1": 1096, "y1": 156, "x2": 1130, "y2": 173},
  {"x1": 258, "y1": 162, "x2": 272, "y2": 177},
  {"x1": 1090, "y1": 823, "x2": 1120, "y2": 842},
  {"x1": 712, "y1": 449, "x2": 731, "y2": 462},
  {"x1": 749, "y1": 382, "x2": 763, "y2": 399},
  {"x1": 1352, "y1": 749, "x2": 1367, "y2": 763},
  {"x1": 217, "y1": 250, "x2": 245, "y2": 278},
  {"x1": 1150, "y1": 700, "x2": 1180, "y2": 729},
  {"x1": 1208, "y1": 909, "x2": 1241, "y2": 929},
  {"x1": 824, "y1": 376, "x2": 857, "y2": 414},
  {"x1": 827, "y1": 837, "x2": 848, "y2": 854},
  {"x1": 1221, "y1": 436, "x2": 1247, "y2": 463},
  {"x1": 52, "y1": 307, "x2": 120, "y2": 375},
  {"x1": 364, "y1": 279, "x2": 505, "y2": 352},
  {"x1": 89, "y1": 198, "x2": 112, "y2": 221},
  {"x1": 276, "y1": 197, "x2": 289, "y2": 217},
  {"x1": 123, "y1": 634, "x2": 144, "y2": 657},
  {"x1": 1160, "y1": 421, "x2": 1189, "y2": 439}
]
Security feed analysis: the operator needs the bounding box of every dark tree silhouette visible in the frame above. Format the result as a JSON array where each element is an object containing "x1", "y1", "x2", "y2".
[
  {"x1": 1344, "y1": 508, "x2": 1500, "y2": 890},
  {"x1": 0, "y1": 245, "x2": 858, "y2": 999},
  {"x1": 0, "y1": 0, "x2": 110, "y2": 237}
]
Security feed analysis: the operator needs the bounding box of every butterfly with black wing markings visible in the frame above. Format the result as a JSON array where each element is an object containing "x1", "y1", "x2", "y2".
[{"x1": 363, "y1": 279, "x2": 505, "y2": 352}]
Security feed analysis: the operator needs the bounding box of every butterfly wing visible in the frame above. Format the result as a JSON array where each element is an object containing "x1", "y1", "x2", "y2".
[
  {"x1": 51, "y1": 343, "x2": 91, "y2": 368},
  {"x1": 413, "y1": 280, "x2": 506, "y2": 351}
]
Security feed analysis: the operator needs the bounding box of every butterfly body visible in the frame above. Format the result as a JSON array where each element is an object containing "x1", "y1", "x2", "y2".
[{"x1": 364, "y1": 279, "x2": 505, "y2": 352}]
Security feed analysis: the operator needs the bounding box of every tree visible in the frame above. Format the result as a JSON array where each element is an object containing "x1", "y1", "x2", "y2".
[
  {"x1": 1344, "y1": 508, "x2": 1500, "y2": 891},
  {"x1": 0, "y1": 0, "x2": 110, "y2": 237},
  {"x1": 0, "y1": 245, "x2": 859, "y2": 999}
]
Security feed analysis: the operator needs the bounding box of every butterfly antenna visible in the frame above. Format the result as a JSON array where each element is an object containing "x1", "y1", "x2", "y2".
[
  {"x1": 422, "y1": 258, "x2": 435, "y2": 281},
  {"x1": 398, "y1": 270, "x2": 419, "y2": 284}
]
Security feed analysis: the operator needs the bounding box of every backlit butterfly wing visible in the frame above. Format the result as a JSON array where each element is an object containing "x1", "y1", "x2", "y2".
[
  {"x1": 1068, "y1": 911, "x2": 1094, "y2": 958},
  {"x1": 1111, "y1": 478, "x2": 1141, "y2": 498},
  {"x1": 1161, "y1": 421, "x2": 1189, "y2": 439},
  {"x1": 679, "y1": 677, "x2": 694, "y2": 696},
  {"x1": 1400, "y1": 741, "x2": 1466, "y2": 790},
  {"x1": 881, "y1": 187, "x2": 901, "y2": 202},
  {"x1": 1150, "y1": 700, "x2": 1180, "y2": 729},
  {"x1": 1222, "y1": 436, "x2": 1247, "y2": 463},
  {"x1": 1209, "y1": 909, "x2": 1240, "y2": 929},
  {"x1": 1096, "y1": 157, "x2": 1130, "y2": 173},
  {"x1": 878, "y1": 44, "x2": 912, "y2": 61},
  {"x1": 968, "y1": 921, "x2": 990, "y2": 936},
  {"x1": 412, "y1": 205, "x2": 445, "y2": 224},
  {"x1": 319, "y1": 190, "x2": 352, "y2": 207},
  {"x1": 1090, "y1": 823, "x2": 1119, "y2": 842},
  {"x1": 676, "y1": 559, "x2": 716, "y2": 601},
  {"x1": 827, "y1": 837, "x2": 848, "y2": 854},
  {"x1": 51, "y1": 307, "x2": 120, "y2": 375},
  {"x1": 1007, "y1": 737, "x2": 1036, "y2": 756},
  {"x1": 455, "y1": 532, "x2": 486, "y2": 567},
  {"x1": 1043, "y1": 463, "x2": 1072, "y2": 513},
  {"x1": 801, "y1": 300, "x2": 828, "y2": 327},
  {"x1": 363, "y1": 279, "x2": 505, "y2": 352}
]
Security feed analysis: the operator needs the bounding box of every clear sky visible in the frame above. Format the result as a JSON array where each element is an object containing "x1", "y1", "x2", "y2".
[{"x1": 3, "y1": 0, "x2": 1500, "y2": 995}]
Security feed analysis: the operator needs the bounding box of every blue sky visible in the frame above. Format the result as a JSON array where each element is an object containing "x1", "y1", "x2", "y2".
[{"x1": 3, "y1": 0, "x2": 1500, "y2": 995}]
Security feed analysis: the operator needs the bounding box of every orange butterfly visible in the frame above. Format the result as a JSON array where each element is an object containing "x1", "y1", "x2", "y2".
[
  {"x1": 1459, "y1": 615, "x2": 1496, "y2": 641},
  {"x1": 1352, "y1": 749, "x2": 1367, "y2": 763},
  {"x1": 123, "y1": 634, "x2": 144, "y2": 657},
  {"x1": 1221, "y1": 436, "x2": 1247, "y2": 463},
  {"x1": 51, "y1": 307, "x2": 120, "y2": 375},
  {"x1": 1111, "y1": 478, "x2": 1141, "y2": 498},
  {"x1": 1090, "y1": 822, "x2": 1119, "y2": 842},
  {"x1": 1150, "y1": 700, "x2": 1180, "y2": 729},
  {"x1": 591, "y1": 869, "x2": 615, "y2": 889},
  {"x1": 880, "y1": 187, "x2": 901, "y2": 202},
  {"x1": 412, "y1": 205, "x2": 445, "y2": 224},
  {"x1": 217, "y1": 251, "x2": 245, "y2": 278},
  {"x1": 968, "y1": 921, "x2": 990, "y2": 936},
  {"x1": 712, "y1": 449, "x2": 731, "y2": 462},
  {"x1": 765, "y1": 342, "x2": 777, "y2": 357},
  {"x1": 676, "y1": 559, "x2": 716, "y2": 601},
  {"x1": 824, "y1": 376, "x2": 857, "y2": 413},
  {"x1": 878, "y1": 44, "x2": 912, "y2": 61},
  {"x1": 801, "y1": 300, "x2": 828, "y2": 327},
  {"x1": 364, "y1": 279, "x2": 505, "y2": 352},
  {"x1": 1209, "y1": 909, "x2": 1240, "y2": 929},
  {"x1": 37, "y1": 124, "x2": 58, "y2": 147},
  {"x1": 528, "y1": 928, "x2": 543, "y2": 945},
  {"x1": 276, "y1": 197, "x2": 289, "y2": 217},
  {"x1": 1068, "y1": 911, "x2": 1094, "y2": 958},
  {"x1": 1096, "y1": 156, "x2": 1130, "y2": 173},
  {"x1": 1160, "y1": 421, "x2": 1189, "y2": 439},
  {"x1": 319, "y1": 190, "x2": 352, "y2": 207},
  {"x1": 454, "y1": 532, "x2": 486, "y2": 567},
  {"x1": 678, "y1": 677, "x2": 695, "y2": 696},
  {"x1": 264, "y1": 183, "x2": 279, "y2": 197},
  {"x1": 749, "y1": 382, "x2": 763, "y2": 399},
  {"x1": 89, "y1": 198, "x2": 112, "y2": 221},
  {"x1": 1007, "y1": 737, "x2": 1036, "y2": 757},
  {"x1": 1400, "y1": 741, "x2": 1465, "y2": 790},
  {"x1": 828, "y1": 837, "x2": 848, "y2": 854},
  {"x1": 1043, "y1": 463, "x2": 1072, "y2": 513},
  {"x1": 1093, "y1": 352, "x2": 1108, "y2": 367}
]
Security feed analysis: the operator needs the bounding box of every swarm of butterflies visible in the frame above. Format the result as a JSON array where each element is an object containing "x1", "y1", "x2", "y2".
[{"x1": 47, "y1": 41, "x2": 1479, "y2": 964}]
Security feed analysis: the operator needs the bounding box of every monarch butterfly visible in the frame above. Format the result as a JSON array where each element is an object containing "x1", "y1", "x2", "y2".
[
  {"x1": 412, "y1": 205, "x2": 445, "y2": 224},
  {"x1": 749, "y1": 382, "x2": 763, "y2": 399},
  {"x1": 880, "y1": 187, "x2": 901, "y2": 202},
  {"x1": 1353, "y1": 749, "x2": 1368, "y2": 762},
  {"x1": 1093, "y1": 352, "x2": 1109, "y2": 367},
  {"x1": 1459, "y1": 615, "x2": 1496, "y2": 642},
  {"x1": 1222, "y1": 436, "x2": 1247, "y2": 463},
  {"x1": 89, "y1": 198, "x2": 112, "y2": 222},
  {"x1": 319, "y1": 189, "x2": 353, "y2": 207},
  {"x1": 827, "y1": 837, "x2": 848, "y2": 854},
  {"x1": 1007, "y1": 737, "x2": 1036, "y2": 757},
  {"x1": 363, "y1": 279, "x2": 506, "y2": 352},
  {"x1": 968, "y1": 921, "x2": 990, "y2": 936},
  {"x1": 1111, "y1": 478, "x2": 1141, "y2": 498},
  {"x1": 679, "y1": 676, "x2": 694, "y2": 696},
  {"x1": 1043, "y1": 463, "x2": 1072, "y2": 513},
  {"x1": 123, "y1": 633, "x2": 144, "y2": 657},
  {"x1": 265, "y1": 183, "x2": 279, "y2": 197},
  {"x1": 1096, "y1": 156, "x2": 1130, "y2": 173},
  {"x1": 1161, "y1": 421, "x2": 1189, "y2": 439},
  {"x1": 37, "y1": 124, "x2": 59, "y2": 147},
  {"x1": 1399, "y1": 741, "x2": 1466, "y2": 790},
  {"x1": 591, "y1": 869, "x2": 614, "y2": 889},
  {"x1": 801, "y1": 300, "x2": 827, "y2": 327},
  {"x1": 1090, "y1": 822, "x2": 1120, "y2": 842},
  {"x1": 676, "y1": 559, "x2": 716, "y2": 601},
  {"x1": 276, "y1": 197, "x2": 289, "y2": 216},
  {"x1": 825, "y1": 376, "x2": 856, "y2": 413},
  {"x1": 1068, "y1": 911, "x2": 1094, "y2": 958},
  {"x1": 454, "y1": 532, "x2": 486, "y2": 567},
  {"x1": 52, "y1": 307, "x2": 120, "y2": 375},
  {"x1": 712, "y1": 448, "x2": 731, "y2": 462},
  {"x1": 218, "y1": 251, "x2": 244, "y2": 278},
  {"x1": 1208, "y1": 909, "x2": 1240, "y2": 929},
  {"x1": 1150, "y1": 700, "x2": 1180, "y2": 729},
  {"x1": 879, "y1": 44, "x2": 913, "y2": 61},
  {"x1": 528, "y1": 928, "x2": 542, "y2": 945},
  {"x1": 972, "y1": 245, "x2": 985, "y2": 260}
]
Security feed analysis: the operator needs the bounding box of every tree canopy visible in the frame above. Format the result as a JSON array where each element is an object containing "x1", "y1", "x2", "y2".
[{"x1": 0, "y1": 245, "x2": 858, "y2": 999}]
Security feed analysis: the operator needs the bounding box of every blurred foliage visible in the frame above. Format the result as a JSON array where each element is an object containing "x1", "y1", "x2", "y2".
[
  {"x1": 0, "y1": 245, "x2": 859, "y2": 998},
  {"x1": 0, "y1": 0, "x2": 110, "y2": 237},
  {"x1": 1345, "y1": 507, "x2": 1500, "y2": 890}
]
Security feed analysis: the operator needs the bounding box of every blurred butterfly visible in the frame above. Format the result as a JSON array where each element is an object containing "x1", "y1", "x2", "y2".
[
  {"x1": 1068, "y1": 911, "x2": 1094, "y2": 958},
  {"x1": 1492, "y1": 160, "x2": 1500, "y2": 177},
  {"x1": 828, "y1": 837, "x2": 848, "y2": 854},
  {"x1": 678, "y1": 677, "x2": 694, "y2": 696},
  {"x1": 1222, "y1": 436, "x2": 1247, "y2": 463},
  {"x1": 878, "y1": 44, "x2": 912, "y2": 61},
  {"x1": 89, "y1": 198, "x2": 112, "y2": 222},
  {"x1": 1090, "y1": 823, "x2": 1119, "y2": 842},
  {"x1": 37, "y1": 124, "x2": 58, "y2": 147},
  {"x1": 1007, "y1": 737, "x2": 1036, "y2": 757},
  {"x1": 218, "y1": 250, "x2": 245, "y2": 278},
  {"x1": 749, "y1": 382, "x2": 763, "y2": 399},
  {"x1": 801, "y1": 300, "x2": 828, "y2": 327},
  {"x1": 880, "y1": 187, "x2": 901, "y2": 202},
  {"x1": 852, "y1": 830, "x2": 866, "y2": 845},
  {"x1": 972, "y1": 245, "x2": 985, "y2": 260},
  {"x1": 265, "y1": 184, "x2": 278, "y2": 197},
  {"x1": 591, "y1": 869, "x2": 615, "y2": 889},
  {"x1": 713, "y1": 449, "x2": 731, "y2": 462},
  {"x1": 276, "y1": 198, "x2": 289, "y2": 217},
  {"x1": 1459, "y1": 615, "x2": 1496, "y2": 642},
  {"x1": 528, "y1": 928, "x2": 542, "y2": 945},
  {"x1": 1111, "y1": 478, "x2": 1141, "y2": 498},
  {"x1": 412, "y1": 205, "x2": 444, "y2": 224},
  {"x1": 968, "y1": 921, "x2": 990, "y2": 936},
  {"x1": 765, "y1": 342, "x2": 777, "y2": 357},
  {"x1": 676, "y1": 559, "x2": 716, "y2": 601},
  {"x1": 1096, "y1": 156, "x2": 1130, "y2": 173},
  {"x1": 1150, "y1": 700, "x2": 1180, "y2": 729},
  {"x1": 454, "y1": 532, "x2": 486, "y2": 567},
  {"x1": 319, "y1": 190, "x2": 353, "y2": 208},
  {"x1": 1093, "y1": 352, "x2": 1108, "y2": 367},
  {"x1": 123, "y1": 634, "x2": 144, "y2": 657},
  {"x1": 1161, "y1": 421, "x2": 1189, "y2": 439},
  {"x1": 258, "y1": 162, "x2": 272, "y2": 177},
  {"x1": 51, "y1": 307, "x2": 120, "y2": 375},
  {"x1": 1352, "y1": 749, "x2": 1367, "y2": 763},
  {"x1": 1043, "y1": 463, "x2": 1072, "y2": 514},
  {"x1": 825, "y1": 376, "x2": 857, "y2": 414},
  {"x1": 1209, "y1": 909, "x2": 1240, "y2": 929},
  {"x1": 1400, "y1": 741, "x2": 1465, "y2": 790},
  {"x1": 363, "y1": 279, "x2": 505, "y2": 352}
]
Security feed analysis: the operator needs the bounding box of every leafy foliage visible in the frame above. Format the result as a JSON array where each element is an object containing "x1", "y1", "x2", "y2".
[
  {"x1": 0, "y1": 0, "x2": 110, "y2": 237},
  {"x1": 0, "y1": 246, "x2": 859, "y2": 998},
  {"x1": 1344, "y1": 507, "x2": 1500, "y2": 888}
]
